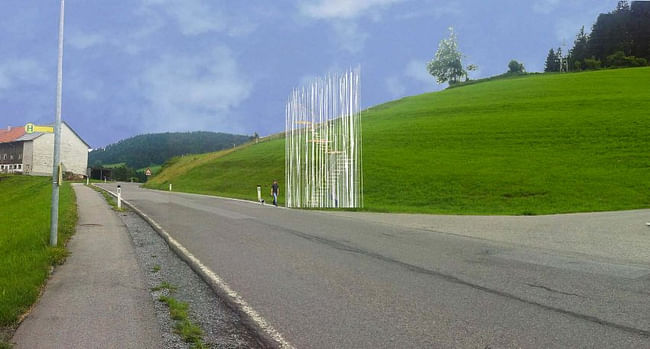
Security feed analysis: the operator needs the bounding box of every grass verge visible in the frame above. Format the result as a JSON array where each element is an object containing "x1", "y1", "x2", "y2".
[
  {"x1": 87, "y1": 184, "x2": 126, "y2": 212},
  {"x1": 0, "y1": 175, "x2": 78, "y2": 345},
  {"x1": 151, "y1": 281, "x2": 177, "y2": 293},
  {"x1": 158, "y1": 294, "x2": 206, "y2": 348}
]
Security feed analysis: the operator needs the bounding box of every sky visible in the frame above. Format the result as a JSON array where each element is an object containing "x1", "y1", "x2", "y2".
[{"x1": 0, "y1": 0, "x2": 619, "y2": 148}]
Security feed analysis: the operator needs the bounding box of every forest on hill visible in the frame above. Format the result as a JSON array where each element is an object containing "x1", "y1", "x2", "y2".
[
  {"x1": 545, "y1": 0, "x2": 650, "y2": 72},
  {"x1": 89, "y1": 131, "x2": 253, "y2": 170}
]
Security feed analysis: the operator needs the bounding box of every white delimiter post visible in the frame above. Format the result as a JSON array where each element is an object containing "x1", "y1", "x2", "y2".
[
  {"x1": 117, "y1": 185, "x2": 122, "y2": 210},
  {"x1": 49, "y1": 0, "x2": 65, "y2": 247}
]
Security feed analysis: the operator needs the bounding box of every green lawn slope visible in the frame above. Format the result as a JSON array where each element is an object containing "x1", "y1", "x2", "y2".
[
  {"x1": 145, "y1": 67, "x2": 650, "y2": 215},
  {"x1": 0, "y1": 176, "x2": 77, "y2": 336}
]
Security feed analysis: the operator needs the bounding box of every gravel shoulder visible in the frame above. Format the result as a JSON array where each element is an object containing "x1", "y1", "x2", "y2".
[{"x1": 118, "y1": 210, "x2": 262, "y2": 348}]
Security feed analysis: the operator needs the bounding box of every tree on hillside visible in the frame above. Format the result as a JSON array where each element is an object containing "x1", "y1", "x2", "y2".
[
  {"x1": 587, "y1": 0, "x2": 636, "y2": 61},
  {"x1": 568, "y1": 26, "x2": 589, "y2": 71},
  {"x1": 545, "y1": 49, "x2": 559, "y2": 72},
  {"x1": 427, "y1": 27, "x2": 474, "y2": 85},
  {"x1": 508, "y1": 60, "x2": 525, "y2": 73}
]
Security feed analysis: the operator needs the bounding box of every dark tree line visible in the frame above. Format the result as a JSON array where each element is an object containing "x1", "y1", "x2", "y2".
[
  {"x1": 546, "y1": 1, "x2": 649, "y2": 72},
  {"x1": 90, "y1": 131, "x2": 254, "y2": 169},
  {"x1": 109, "y1": 165, "x2": 143, "y2": 182}
]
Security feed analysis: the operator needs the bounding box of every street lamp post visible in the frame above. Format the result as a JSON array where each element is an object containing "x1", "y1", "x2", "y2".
[{"x1": 50, "y1": 0, "x2": 65, "y2": 247}]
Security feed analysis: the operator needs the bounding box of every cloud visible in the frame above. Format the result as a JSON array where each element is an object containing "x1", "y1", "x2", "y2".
[
  {"x1": 0, "y1": 59, "x2": 48, "y2": 91},
  {"x1": 137, "y1": 46, "x2": 252, "y2": 132},
  {"x1": 385, "y1": 59, "x2": 441, "y2": 98},
  {"x1": 396, "y1": 1, "x2": 461, "y2": 20},
  {"x1": 300, "y1": 0, "x2": 406, "y2": 19},
  {"x1": 533, "y1": 0, "x2": 561, "y2": 14},
  {"x1": 385, "y1": 76, "x2": 406, "y2": 98},
  {"x1": 300, "y1": 0, "x2": 407, "y2": 53},
  {"x1": 331, "y1": 21, "x2": 370, "y2": 53},
  {"x1": 67, "y1": 69, "x2": 104, "y2": 102},
  {"x1": 68, "y1": 31, "x2": 106, "y2": 50},
  {"x1": 405, "y1": 59, "x2": 433, "y2": 85},
  {"x1": 140, "y1": 0, "x2": 256, "y2": 36}
]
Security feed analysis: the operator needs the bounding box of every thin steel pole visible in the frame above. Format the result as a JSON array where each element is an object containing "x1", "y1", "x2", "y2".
[{"x1": 50, "y1": 0, "x2": 65, "y2": 246}]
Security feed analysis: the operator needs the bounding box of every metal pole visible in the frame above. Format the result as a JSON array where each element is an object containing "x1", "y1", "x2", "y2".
[{"x1": 49, "y1": 0, "x2": 65, "y2": 247}]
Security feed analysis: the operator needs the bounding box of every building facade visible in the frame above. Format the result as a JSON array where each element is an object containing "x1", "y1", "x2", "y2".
[{"x1": 0, "y1": 122, "x2": 89, "y2": 176}]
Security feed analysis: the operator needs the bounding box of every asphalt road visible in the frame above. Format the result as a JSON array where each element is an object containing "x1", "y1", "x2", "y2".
[{"x1": 97, "y1": 182, "x2": 650, "y2": 348}]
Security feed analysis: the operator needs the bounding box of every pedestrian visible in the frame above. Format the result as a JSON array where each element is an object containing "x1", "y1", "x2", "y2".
[{"x1": 271, "y1": 180, "x2": 279, "y2": 207}]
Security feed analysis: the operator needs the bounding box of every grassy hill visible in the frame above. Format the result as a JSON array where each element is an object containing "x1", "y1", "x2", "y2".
[{"x1": 145, "y1": 67, "x2": 650, "y2": 215}]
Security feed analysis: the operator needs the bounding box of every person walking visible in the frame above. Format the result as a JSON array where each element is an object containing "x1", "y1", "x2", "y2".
[{"x1": 271, "y1": 180, "x2": 279, "y2": 207}]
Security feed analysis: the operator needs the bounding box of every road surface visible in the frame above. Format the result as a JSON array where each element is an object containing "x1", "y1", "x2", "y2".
[{"x1": 97, "y1": 182, "x2": 650, "y2": 348}]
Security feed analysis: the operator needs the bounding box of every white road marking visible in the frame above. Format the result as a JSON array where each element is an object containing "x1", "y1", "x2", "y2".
[{"x1": 97, "y1": 185, "x2": 294, "y2": 349}]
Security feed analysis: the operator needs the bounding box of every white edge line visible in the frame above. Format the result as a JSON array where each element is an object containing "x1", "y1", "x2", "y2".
[
  {"x1": 140, "y1": 186, "x2": 292, "y2": 210},
  {"x1": 93, "y1": 184, "x2": 294, "y2": 349}
]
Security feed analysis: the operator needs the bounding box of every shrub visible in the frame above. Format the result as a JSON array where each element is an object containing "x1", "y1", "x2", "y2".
[
  {"x1": 606, "y1": 51, "x2": 648, "y2": 68},
  {"x1": 508, "y1": 60, "x2": 525, "y2": 73},
  {"x1": 584, "y1": 58, "x2": 602, "y2": 70},
  {"x1": 574, "y1": 61, "x2": 583, "y2": 71}
]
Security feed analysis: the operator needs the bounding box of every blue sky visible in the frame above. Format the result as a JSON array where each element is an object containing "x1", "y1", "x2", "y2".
[{"x1": 0, "y1": 0, "x2": 617, "y2": 148}]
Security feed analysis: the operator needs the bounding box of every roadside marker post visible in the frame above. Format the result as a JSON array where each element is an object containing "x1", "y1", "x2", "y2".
[
  {"x1": 257, "y1": 185, "x2": 263, "y2": 204},
  {"x1": 169, "y1": 183, "x2": 172, "y2": 191},
  {"x1": 117, "y1": 185, "x2": 122, "y2": 210}
]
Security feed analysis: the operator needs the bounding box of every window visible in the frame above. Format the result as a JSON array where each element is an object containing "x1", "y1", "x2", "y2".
[
  {"x1": 2, "y1": 154, "x2": 6, "y2": 160},
  {"x1": 18, "y1": 164, "x2": 22, "y2": 169},
  {"x1": 9, "y1": 155, "x2": 13, "y2": 160},
  {"x1": 18, "y1": 154, "x2": 21, "y2": 160}
]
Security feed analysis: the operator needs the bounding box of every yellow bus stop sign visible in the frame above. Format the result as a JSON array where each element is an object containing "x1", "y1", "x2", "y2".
[{"x1": 25, "y1": 123, "x2": 54, "y2": 134}]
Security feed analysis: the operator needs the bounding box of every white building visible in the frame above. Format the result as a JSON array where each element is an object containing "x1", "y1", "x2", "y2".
[{"x1": 0, "y1": 122, "x2": 89, "y2": 176}]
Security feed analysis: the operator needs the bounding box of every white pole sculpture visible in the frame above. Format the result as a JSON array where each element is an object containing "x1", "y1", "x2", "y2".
[{"x1": 285, "y1": 68, "x2": 363, "y2": 208}]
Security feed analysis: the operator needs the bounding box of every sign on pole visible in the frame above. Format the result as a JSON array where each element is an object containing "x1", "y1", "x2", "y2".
[
  {"x1": 25, "y1": 123, "x2": 54, "y2": 134},
  {"x1": 145, "y1": 168, "x2": 152, "y2": 176}
]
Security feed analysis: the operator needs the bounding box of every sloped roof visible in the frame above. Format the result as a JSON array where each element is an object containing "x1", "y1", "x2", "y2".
[
  {"x1": 15, "y1": 132, "x2": 45, "y2": 142},
  {"x1": 0, "y1": 122, "x2": 90, "y2": 148},
  {"x1": 0, "y1": 127, "x2": 25, "y2": 143}
]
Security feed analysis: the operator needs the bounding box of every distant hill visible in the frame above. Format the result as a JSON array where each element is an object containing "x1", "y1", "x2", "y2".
[
  {"x1": 145, "y1": 67, "x2": 650, "y2": 215},
  {"x1": 89, "y1": 131, "x2": 253, "y2": 169}
]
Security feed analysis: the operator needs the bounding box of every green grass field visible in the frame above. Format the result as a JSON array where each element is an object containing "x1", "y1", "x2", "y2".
[
  {"x1": 145, "y1": 67, "x2": 650, "y2": 215},
  {"x1": 0, "y1": 176, "x2": 77, "y2": 331}
]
